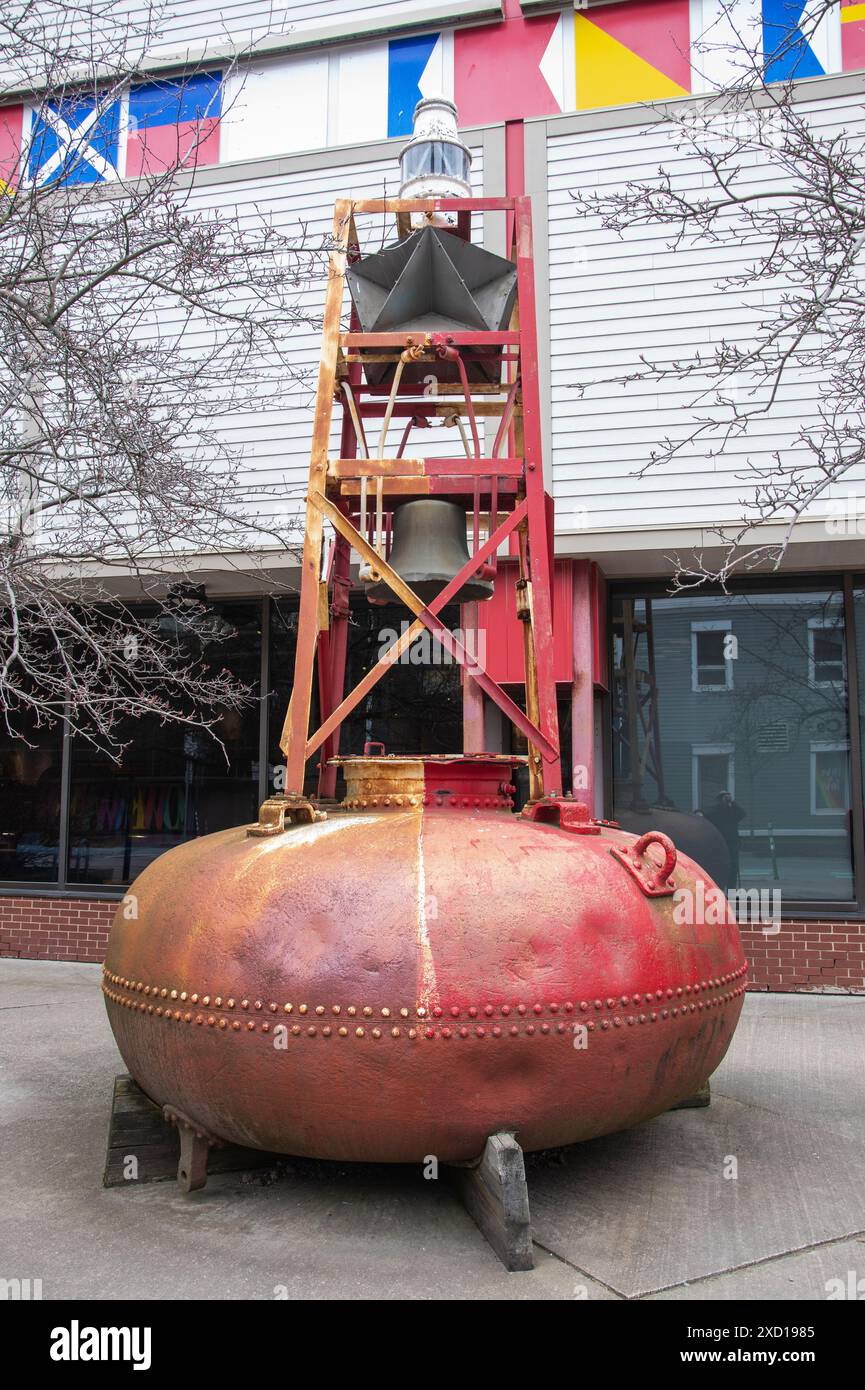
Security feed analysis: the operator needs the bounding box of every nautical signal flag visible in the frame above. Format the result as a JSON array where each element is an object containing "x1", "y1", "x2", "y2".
[
  {"x1": 10, "y1": 74, "x2": 220, "y2": 188},
  {"x1": 335, "y1": 33, "x2": 447, "y2": 145},
  {"x1": 388, "y1": 33, "x2": 445, "y2": 136},
  {"x1": 27, "y1": 94, "x2": 122, "y2": 186},
  {"x1": 841, "y1": 0, "x2": 865, "y2": 69},
  {"x1": 574, "y1": 0, "x2": 691, "y2": 110},
  {"x1": 127, "y1": 73, "x2": 221, "y2": 176},
  {"x1": 455, "y1": 9, "x2": 565, "y2": 123},
  {"x1": 763, "y1": 0, "x2": 828, "y2": 80},
  {"x1": 0, "y1": 104, "x2": 24, "y2": 191}
]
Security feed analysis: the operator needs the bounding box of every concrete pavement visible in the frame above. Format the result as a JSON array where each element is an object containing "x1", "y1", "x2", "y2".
[{"x1": 1, "y1": 959, "x2": 862, "y2": 1300}]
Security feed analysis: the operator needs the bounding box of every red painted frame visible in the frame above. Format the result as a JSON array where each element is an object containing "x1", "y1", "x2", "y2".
[{"x1": 280, "y1": 195, "x2": 563, "y2": 800}]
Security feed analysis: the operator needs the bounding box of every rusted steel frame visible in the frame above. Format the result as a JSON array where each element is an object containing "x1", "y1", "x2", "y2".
[
  {"x1": 328, "y1": 457, "x2": 524, "y2": 478},
  {"x1": 490, "y1": 472, "x2": 499, "y2": 574},
  {"x1": 517, "y1": 525, "x2": 544, "y2": 803},
  {"x1": 462, "y1": 598, "x2": 485, "y2": 753},
  {"x1": 353, "y1": 402, "x2": 521, "y2": 418},
  {"x1": 513, "y1": 196, "x2": 563, "y2": 796},
  {"x1": 318, "y1": 221, "x2": 364, "y2": 799},
  {"x1": 339, "y1": 478, "x2": 519, "y2": 497},
  {"x1": 346, "y1": 377, "x2": 513, "y2": 393},
  {"x1": 318, "y1": 527, "x2": 352, "y2": 800},
  {"x1": 343, "y1": 369, "x2": 522, "y2": 391},
  {"x1": 492, "y1": 379, "x2": 520, "y2": 458},
  {"x1": 348, "y1": 197, "x2": 515, "y2": 214},
  {"x1": 377, "y1": 354, "x2": 408, "y2": 456},
  {"x1": 340, "y1": 381, "x2": 370, "y2": 459},
  {"x1": 304, "y1": 496, "x2": 534, "y2": 763},
  {"x1": 280, "y1": 199, "x2": 352, "y2": 778},
  {"x1": 395, "y1": 416, "x2": 416, "y2": 459},
  {"x1": 451, "y1": 414, "x2": 473, "y2": 459},
  {"x1": 343, "y1": 331, "x2": 519, "y2": 348},
  {"x1": 421, "y1": 611, "x2": 558, "y2": 761},
  {"x1": 433, "y1": 339, "x2": 481, "y2": 458}
]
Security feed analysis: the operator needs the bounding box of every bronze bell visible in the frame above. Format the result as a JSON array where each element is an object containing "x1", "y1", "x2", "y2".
[{"x1": 366, "y1": 499, "x2": 494, "y2": 605}]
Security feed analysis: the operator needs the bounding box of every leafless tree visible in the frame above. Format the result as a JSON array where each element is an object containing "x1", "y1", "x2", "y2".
[
  {"x1": 1, "y1": 1, "x2": 325, "y2": 755},
  {"x1": 570, "y1": 0, "x2": 863, "y2": 586}
]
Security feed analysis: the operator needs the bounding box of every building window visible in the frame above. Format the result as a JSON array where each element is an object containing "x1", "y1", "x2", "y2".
[
  {"x1": 808, "y1": 616, "x2": 846, "y2": 688},
  {"x1": 66, "y1": 600, "x2": 262, "y2": 887},
  {"x1": 0, "y1": 592, "x2": 480, "y2": 893},
  {"x1": 0, "y1": 710, "x2": 63, "y2": 883},
  {"x1": 611, "y1": 586, "x2": 857, "y2": 905},
  {"x1": 692, "y1": 745, "x2": 735, "y2": 811},
  {"x1": 691, "y1": 621, "x2": 734, "y2": 691}
]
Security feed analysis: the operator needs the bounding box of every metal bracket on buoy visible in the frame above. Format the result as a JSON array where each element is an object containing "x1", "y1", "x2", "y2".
[
  {"x1": 163, "y1": 1106, "x2": 224, "y2": 1193},
  {"x1": 609, "y1": 831, "x2": 678, "y2": 897},
  {"x1": 247, "y1": 794, "x2": 326, "y2": 837},
  {"x1": 521, "y1": 798, "x2": 601, "y2": 835}
]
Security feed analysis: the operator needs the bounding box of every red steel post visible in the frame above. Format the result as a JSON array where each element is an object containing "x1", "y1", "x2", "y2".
[{"x1": 514, "y1": 195, "x2": 562, "y2": 795}]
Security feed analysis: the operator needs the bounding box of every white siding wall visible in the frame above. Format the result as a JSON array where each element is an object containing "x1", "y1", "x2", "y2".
[
  {"x1": 546, "y1": 90, "x2": 865, "y2": 537},
  {"x1": 128, "y1": 0, "x2": 494, "y2": 59}
]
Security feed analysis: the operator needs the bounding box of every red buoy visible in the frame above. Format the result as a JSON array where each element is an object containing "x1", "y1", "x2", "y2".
[{"x1": 104, "y1": 757, "x2": 746, "y2": 1164}]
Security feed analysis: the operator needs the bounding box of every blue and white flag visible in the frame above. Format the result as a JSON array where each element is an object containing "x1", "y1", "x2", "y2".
[
  {"x1": 27, "y1": 95, "x2": 122, "y2": 186},
  {"x1": 387, "y1": 33, "x2": 444, "y2": 136}
]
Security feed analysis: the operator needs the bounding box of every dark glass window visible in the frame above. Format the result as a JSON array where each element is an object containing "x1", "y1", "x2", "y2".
[
  {"x1": 612, "y1": 588, "x2": 855, "y2": 903},
  {"x1": 266, "y1": 596, "x2": 465, "y2": 800},
  {"x1": 66, "y1": 601, "x2": 261, "y2": 886},
  {"x1": 0, "y1": 710, "x2": 63, "y2": 882},
  {"x1": 855, "y1": 585, "x2": 865, "y2": 815}
]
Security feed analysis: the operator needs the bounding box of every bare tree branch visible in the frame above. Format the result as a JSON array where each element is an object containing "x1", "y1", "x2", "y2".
[{"x1": 1, "y1": 1, "x2": 327, "y2": 756}]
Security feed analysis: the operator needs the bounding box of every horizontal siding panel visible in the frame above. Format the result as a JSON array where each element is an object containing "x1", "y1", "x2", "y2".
[{"x1": 547, "y1": 90, "x2": 865, "y2": 534}]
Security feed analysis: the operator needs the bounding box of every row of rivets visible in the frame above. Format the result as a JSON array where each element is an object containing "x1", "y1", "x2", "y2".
[
  {"x1": 343, "y1": 795, "x2": 513, "y2": 810},
  {"x1": 103, "y1": 961, "x2": 748, "y2": 1019},
  {"x1": 103, "y1": 981, "x2": 747, "y2": 1035}
]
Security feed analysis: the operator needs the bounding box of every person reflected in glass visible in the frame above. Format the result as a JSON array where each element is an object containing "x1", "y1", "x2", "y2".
[{"x1": 704, "y1": 791, "x2": 746, "y2": 891}]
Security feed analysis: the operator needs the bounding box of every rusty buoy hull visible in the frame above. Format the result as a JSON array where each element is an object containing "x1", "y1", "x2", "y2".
[{"x1": 103, "y1": 788, "x2": 746, "y2": 1165}]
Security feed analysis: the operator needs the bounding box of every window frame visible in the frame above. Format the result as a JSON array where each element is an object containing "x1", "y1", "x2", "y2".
[
  {"x1": 809, "y1": 741, "x2": 852, "y2": 817},
  {"x1": 691, "y1": 619, "x2": 735, "y2": 693},
  {"x1": 609, "y1": 572, "x2": 865, "y2": 921},
  {"x1": 691, "y1": 744, "x2": 735, "y2": 811},
  {"x1": 807, "y1": 615, "x2": 847, "y2": 690},
  {"x1": 0, "y1": 595, "x2": 273, "y2": 899}
]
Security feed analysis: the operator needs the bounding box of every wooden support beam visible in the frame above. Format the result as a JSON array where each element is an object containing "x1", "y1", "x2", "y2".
[{"x1": 451, "y1": 1131, "x2": 534, "y2": 1272}]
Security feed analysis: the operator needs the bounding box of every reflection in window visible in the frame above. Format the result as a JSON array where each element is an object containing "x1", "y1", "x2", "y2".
[
  {"x1": 612, "y1": 589, "x2": 854, "y2": 902},
  {"x1": 810, "y1": 743, "x2": 850, "y2": 816},
  {"x1": 0, "y1": 711, "x2": 63, "y2": 881},
  {"x1": 857, "y1": 586, "x2": 865, "y2": 821},
  {"x1": 67, "y1": 601, "x2": 261, "y2": 886},
  {"x1": 808, "y1": 617, "x2": 846, "y2": 688},
  {"x1": 691, "y1": 622, "x2": 733, "y2": 691}
]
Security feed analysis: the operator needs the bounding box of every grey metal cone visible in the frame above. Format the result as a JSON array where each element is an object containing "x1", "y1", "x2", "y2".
[{"x1": 346, "y1": 226, "x2": 518, "y2": 385}]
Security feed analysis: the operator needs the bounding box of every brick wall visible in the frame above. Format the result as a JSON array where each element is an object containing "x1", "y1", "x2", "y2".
[
  {"x1": 0, "y1": 896, "x2": 116, "y2": 963},
  {"x1": 1, "y1": 896, "x2": 863, "y2": 990},
  {"x1": 739, "y1": 919, "x2": 865, "y2": 993}
]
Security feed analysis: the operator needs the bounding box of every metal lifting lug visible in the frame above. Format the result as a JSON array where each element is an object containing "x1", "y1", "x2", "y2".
[
  {"x1": 247, "y1": 794, "x2": 326, "y2": 838},
  {"x1": 521, "y1": 798, "x2": 601, "y2": 835},
  {"x1": 609, "y1": 831, "x2": 678, "y2": 897}
]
